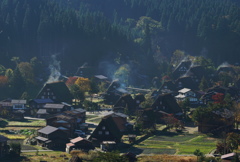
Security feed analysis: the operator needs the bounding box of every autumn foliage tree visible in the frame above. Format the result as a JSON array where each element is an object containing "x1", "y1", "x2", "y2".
[
  {"x1": 212, "y1": 93, "x2": 224, "y2": 104},
  {"x1": 0, "y1": 76, "x2": 8, "y2": 87},
  {"x1": 75, "y1": 77, "x2": 91, "y2": 92},
  {"x1": 66, "y1": 76, "x2": 78, "y2": 87}
]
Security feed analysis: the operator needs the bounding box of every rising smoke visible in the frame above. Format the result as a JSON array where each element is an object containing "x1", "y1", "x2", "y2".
[{"x1": 46, "y1": 55, "x2": 61, "y2": 83}]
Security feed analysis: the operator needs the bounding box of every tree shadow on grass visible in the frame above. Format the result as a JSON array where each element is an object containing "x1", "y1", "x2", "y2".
[
  {"x1": 8, "y1": 119, "x2": 32, "y2": 122},
  {"x1": 0, "y1": 119, "x2": 8, "y2": 127},
  {"x1": 120, "y1": 146, "x2": 144, "y2": 155}
]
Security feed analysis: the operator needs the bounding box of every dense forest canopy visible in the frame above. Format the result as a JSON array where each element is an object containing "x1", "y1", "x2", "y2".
[{"x1": 0, "y1": 0, "x2": 240, "y2": 83}]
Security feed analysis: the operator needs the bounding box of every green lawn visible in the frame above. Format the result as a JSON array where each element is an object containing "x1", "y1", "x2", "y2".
[
  {"x1": 130, "y1": 133, "x2": 218, "y2": 155},
  {"x1": 87, "y1": 117, "x2": 102, "y2": 124},
  {"x1": 86, "y1": 115, "x2": 99, "y2": 120}
]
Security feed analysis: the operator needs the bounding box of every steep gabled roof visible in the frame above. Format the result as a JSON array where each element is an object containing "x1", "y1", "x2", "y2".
[
  {"x1": 114, "y1": 94, "x2": 135, "y2": 108},
  {"x1": 37, "y1": 81, "x2": 73, "y2": 103},
  {"x1": 90, "y1": 116, "x2": 122, "y2": 142},
  {"x1": 175, "y1": 76, "x2": 198, "y2": 90},
  {"x1": 152, "y1": 93, "x2": 182, "y2": 114},
  {"x1": 159, "y1": 80, "x2": 177, "y2": 91},
  {"x1": 173, "y1": 60, "x2": 191, "y2": 72},
  {"x1": 38, "y1": 126, "x2": 58, "y2": 135}
]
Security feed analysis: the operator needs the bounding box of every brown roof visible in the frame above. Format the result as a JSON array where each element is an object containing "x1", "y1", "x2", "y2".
[
  {"x1": 66, "y1": 143, "x2": 75, "y2": 147},
  {"x1": 70, "y1": 137, "x2": 84, "y2": 143}
]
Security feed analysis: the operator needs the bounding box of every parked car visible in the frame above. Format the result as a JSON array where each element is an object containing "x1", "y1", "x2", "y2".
[{"x1": 74, "y1": 130, "x2": 85, "y2": 137}]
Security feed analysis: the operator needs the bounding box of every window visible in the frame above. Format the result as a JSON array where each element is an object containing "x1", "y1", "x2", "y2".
[
  {"x1": 102, "y1": 126, "x2": 105, "y2": 130},
  {"x1": 41, "y1": 96, "x2": 44, "y2": 99},
  {"x1": 98, "y1": 131, "x2": 102, "y2": 135},
  {"x1": 105, "y1": 131, "x2": 109, "y2": 135},
  {"x1": 53, "y1": 96, "x2": 56, "y2": 99}
]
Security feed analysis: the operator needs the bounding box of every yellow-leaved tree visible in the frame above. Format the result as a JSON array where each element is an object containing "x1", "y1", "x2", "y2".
[{"x1": 75, "y1": 77, "x2": 91, "y2": 92}]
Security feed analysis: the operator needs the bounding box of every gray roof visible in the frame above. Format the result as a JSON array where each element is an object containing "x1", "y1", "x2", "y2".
[
  {"x1": 37, "y1": 109, "x2": 49, "y2": 115},
  {"x1": 44, "y1": 103, "x2": 65, "y2": 109},
  {"x1": 11, "y1": 100, "x2": 26, "y2": 104},
  {"x1": 38, "y1": 126, "x2": 58, "y2": 134},
  {"x1": 103, "y1": 111, "x2": 128, "y2": 118},
  {"x1": 32, "y1": 99, "x2": 54, "y2": 104},
  {"x1": 74, "y1": 108, "x2": 86, "y2": 113},
  {"x1": 95, "y1": 75, "x2": 108, "y2": 80}
]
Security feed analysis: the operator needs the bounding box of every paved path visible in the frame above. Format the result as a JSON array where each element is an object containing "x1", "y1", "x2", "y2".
[
  {"x1": 22, "y1": 149, "x2": 53, "y2": 153},
  {"x1": 24, "y1": 116, "x2": 45, "y2": 120}
]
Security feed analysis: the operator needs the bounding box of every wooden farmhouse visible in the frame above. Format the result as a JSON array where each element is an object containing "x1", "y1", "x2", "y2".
[
  {"x1": 36, "y1": 126, "x2": 68, "y2": 149},
  {"x1": 36, "y1": 81, "x2": 73, "y2": 104},
  {"x1": 66, "y1": 137, "x2": 94, "y2": 153},
  {"x1": 172, "y1": 60, "x2": 191, "y2": 79},
  {"x1": 88, "y1": 116, "x2": 123, "y2": 146}
]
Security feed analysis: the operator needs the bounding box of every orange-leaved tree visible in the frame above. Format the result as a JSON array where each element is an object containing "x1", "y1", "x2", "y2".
[{"x1": 75, "y1": 77, "x2": 91, "y2": 92}]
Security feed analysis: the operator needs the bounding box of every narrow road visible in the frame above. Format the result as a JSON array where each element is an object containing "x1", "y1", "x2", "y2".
[{"x1": 22, "y1": 149, "x2": 53, "y2": 153}]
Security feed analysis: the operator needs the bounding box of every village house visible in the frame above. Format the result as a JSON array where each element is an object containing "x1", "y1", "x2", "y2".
[
  {"x1": 38, "y1": 103, "x2": 71, "y2": 116},
  {"x1": 11, "y1": 99, "x2": 27, "y2": 110},
  {"x1": 29, "y1": 98, "x2": 54, "y2": 110},
  {"x1": 113, "y1": 94, "x2": 144, "y2": 115},
  {"x1": 136, "y1": 108, "x2": 156, "y2": 129},
  {"x1": 197, "y1": 108, "x2": 234, "y2": 134},
  {"x1": 172, "y1": 60, "x2": 192, "y2": 79},
  {"x1": 103, "y1": 80, "x2": 129, "y2": 104},
  {"x1": 63, "y1": 108, "x2": 86, "y2": 124},
  {"x1": 217, "y1": 63, "x2": 236, "y2": 75},
  {"x1": 88, "y1": 115, "x2": 123, "y2": 146},
  {"x1": 103, "y1": 111, "x2": 133, "y2": 132},
  {"x1": 36, "y1": 125, "x2": 69, "y2": 149},
  {"x1": 36, "y1": 81, "x2": 73, "y2": 104},
  {"x1": 175, "y1": 76, "x2": 199, "y2": 91},
  {"x1": 0, "y1": 135, "x2": 9, "y2": 158},
  {"x1": 201, "y1": 85, "x2": 239, "y2": 104},
  {"x1": 66, "y1": 137, "x2": 94, "y2": 153},
  {"x1": 46, "y1": 114, "x2": 76, "y2": 137},
  {"x1": 175, "y1": 88, "x2": 203, "y2": 107},
  {"x1": 152, "y1": 93, "x2": 183, "y2": 115},
  {"x1": 159, "y1": 80, "x2": 177, "y2": 94},
  {"x1": 188, "y1": 65, "x2": 209, "y2": 84},
  {"x1": 46, "y1": 108, "x2": 86, "y2": 137},
  {"x1": 29, "y1": 99, "x2": 54, "y2": 116}
]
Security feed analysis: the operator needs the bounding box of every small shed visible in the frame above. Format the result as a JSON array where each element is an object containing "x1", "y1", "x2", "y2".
[
  {"x1": 100, "y1": 141, "x2": 116, "y2": 151},
  {"x1": 128, "y1": 134, "x2": 136, "y2": 143}
]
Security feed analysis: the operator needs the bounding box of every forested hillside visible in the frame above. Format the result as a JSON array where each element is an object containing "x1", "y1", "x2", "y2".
[{"x1": 0, "y1": 0, "x2": 240, "y2": 80}]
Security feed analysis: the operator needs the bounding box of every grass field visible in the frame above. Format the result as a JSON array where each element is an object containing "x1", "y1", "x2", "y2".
[
  {"x1": 127, "y1": 132, "x2": 218, "y2": 155},
  {"x1": 7, "y1": 119, "x2": 46, "y2": 127},
  {"x1": 86, "y1": 115, "x2": 99, "y2": 120}
]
